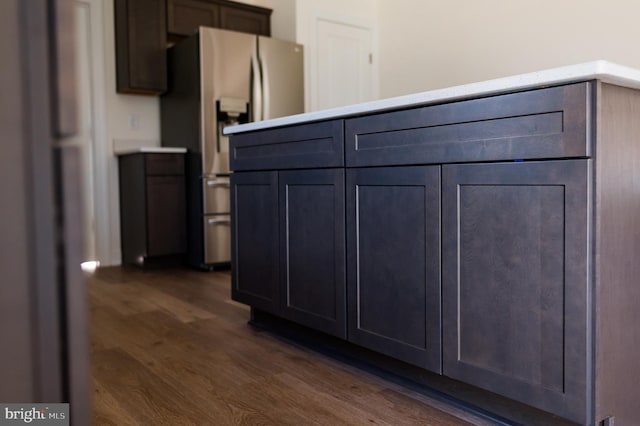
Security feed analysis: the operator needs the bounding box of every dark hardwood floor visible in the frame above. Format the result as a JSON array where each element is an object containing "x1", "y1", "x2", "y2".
[{"x1": 88, "y1": 266, "x2": 494, "y2": 425}]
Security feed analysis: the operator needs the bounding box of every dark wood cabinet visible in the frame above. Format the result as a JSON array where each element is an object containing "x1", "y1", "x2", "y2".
[
  {"x1": 346, "y1": 166, "x2": 441, "y2": 371},
  {"x1": 167, "y1": 0, "x2": 220, "y2": 38},
  {"x1": 118, "y1": 153, "x2": 187, "y2": 265},
  {"x1": 115, "y1": 0, "x2": 271, "y2": 94},
  {"x1": 115, "y1": 0, "x2": 167, "y2": 94},
  {"x1": 220, "y1": 4, "x2": 270, "y2": 36},
  {"x1": 229, "y1": 80, "x2": 640, "y2": 425},
  {"x1": 279, "y1": 169, "x2": 346, "y2": 338},
  {"x1": 230, "y1": 171, "x2": 280, "y2": 314},
  {"x1": 231, "y1": 121, "x2": 347, "y2": 337},
  {"x1": 442, "y1": 160, "x2": 590, "y2": 422}
]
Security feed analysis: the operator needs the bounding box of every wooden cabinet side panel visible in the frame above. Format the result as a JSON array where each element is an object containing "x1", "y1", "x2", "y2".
[
  {"x1": 118, "y1": 155, "x2": 147, "y2": 264},
  {"x1": 594, "y1": 83, "x2": 640, "y2": 425},
  {"x1": 279, "y1": 169, "x2": 346, "y2": 338},
  {"x1": 442, "y1": 160, "x2": 590, "y2": 424},
  {"x1": 231, "y1": 171, "x2": 280, "y2": 314}
]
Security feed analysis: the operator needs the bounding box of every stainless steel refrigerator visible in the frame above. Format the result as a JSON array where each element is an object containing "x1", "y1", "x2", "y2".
[{"x1": 161, "y1": 27, "x2": 304, "y2": 269}]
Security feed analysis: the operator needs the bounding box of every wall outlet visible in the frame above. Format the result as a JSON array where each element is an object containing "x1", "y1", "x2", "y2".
[{"x1": 129, "y1": 114, "x2": 140, "y2": 131}]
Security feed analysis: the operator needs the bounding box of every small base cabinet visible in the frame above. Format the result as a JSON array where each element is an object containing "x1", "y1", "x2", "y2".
[
  {"x1": 118, "y1": 152, "x2": 187, "y2": 266},
  {"x1": 230, "y1": 121, "x2": 347, "y2": 338},
  {"x1": 230, "y1": 168, "x2": 346, "y2": 337}
]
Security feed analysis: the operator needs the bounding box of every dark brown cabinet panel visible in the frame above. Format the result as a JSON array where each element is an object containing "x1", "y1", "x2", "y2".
[
  {"x1": 442, "y1": 160, "x2": 590, "y2": 424},
  {"x1": 220, "y1": 4, "x2": 270, "y2": 36},
  {"x1": 118, "y1": 153, "x2": 187, "y2": 265},
  {"x1": 231, "y1": 171, "x2": 280, "y2": 314},
  {"x1": 231, "y1": 120, "x2": 344, "y2": 171},
  {"x1": 345, "y1": 82, "x2": 592, "y2": 167},
  {"x1": 167, "y1": 0, "x2": 220, "y2": 38},
  {"x1": 279, "y1": 169, "x2": 346, "y2": 338},
  {"x1": 346, "y1": 166, "x2": 442, "y2": 371},
  {"x1": 146, "y1": 175, "x2": 187, "y2": 255},
  {"x1": 115, "y1": 0, "x2": 167, "y2": 94}
]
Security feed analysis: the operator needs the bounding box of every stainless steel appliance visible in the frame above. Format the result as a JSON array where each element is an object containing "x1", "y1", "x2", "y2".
[{"x1": 161, "y1": 27, "x2": 304, "y2": 269}]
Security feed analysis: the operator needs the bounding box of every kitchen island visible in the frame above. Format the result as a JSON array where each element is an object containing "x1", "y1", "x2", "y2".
[{"x1": 225, "y1": 61, "x2": 640, "y2": 426}]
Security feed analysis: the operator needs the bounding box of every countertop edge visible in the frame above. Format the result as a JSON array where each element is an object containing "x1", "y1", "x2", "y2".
[
  {"x1": 115, "y1": 147, "x2": 188, "y2": 155},
  {"x1": 223, "y1": 60, "x2": 640, "y2": 135}
]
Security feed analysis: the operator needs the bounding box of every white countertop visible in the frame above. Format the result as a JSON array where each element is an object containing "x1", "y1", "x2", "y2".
[
  {"x1": 114, "y1": 147, "x2": 187, "y2": 155},
  {"x1": 224, "y1": 60, "x2": 640, "y2": 135}
]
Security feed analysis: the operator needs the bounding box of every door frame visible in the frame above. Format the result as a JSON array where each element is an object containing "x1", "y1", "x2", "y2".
[{"x1": 76, "y1": 0, "x2": 110, "y2": 264}]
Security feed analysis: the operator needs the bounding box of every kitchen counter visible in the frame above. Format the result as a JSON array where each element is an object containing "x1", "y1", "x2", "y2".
[
  {"x1": 114, "y1": 146, "x2": 187, "y2": 156},
  {"x1": 227, "y1": 66, "x2": 640, "y2": 425},
  {"x1": 224, "y1": 60, "x2": 640, "y2": 134}
]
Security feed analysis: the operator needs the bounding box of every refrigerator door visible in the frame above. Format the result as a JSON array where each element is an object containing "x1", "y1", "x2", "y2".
[
  {"x1": 200, "y1": 27, "x2": 255, "y2": 176},
  {"x1": 257, "y1": 36, "x2": 304, "y2": 120},
  {"x1": 204, "y1": 214, "x2": 231, "y2": 264}
]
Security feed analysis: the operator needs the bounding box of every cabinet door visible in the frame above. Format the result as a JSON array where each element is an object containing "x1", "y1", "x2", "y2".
[
  {"x1": 146, "y1": 175, "x2": 187, "y2": 256},
  {"x1": 279, "y1": 169, "x2": 346, "y2": 338},
  {"x1": 347, "y1": 166, "x2": 441, "y2": 371},
  {"x1": 231, "y1": 171, "x2": 279, "y2": 314},
  {"x1": 167, "y1": 0, "x2": 220, "y2": 38},
  {"x1": 114, "y1": 0, "x2": 167, "y2": 94},
  {"x1": 442, "y1": 160, "x2": 590, "y2": 424},
  {"x1": 220, "y1": 5, "x2": 270, "y2": 36}
]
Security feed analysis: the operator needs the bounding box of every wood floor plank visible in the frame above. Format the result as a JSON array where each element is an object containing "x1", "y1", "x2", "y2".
[
  {"x1": 92, "y1": 348, "x2": 212, "y2": 425},
  {"x1": 89, "y1": 266, "x2": 490, "y2": 425},
  {"x1": 92, "y1": 380, "x2": 141, "y2": 426}
]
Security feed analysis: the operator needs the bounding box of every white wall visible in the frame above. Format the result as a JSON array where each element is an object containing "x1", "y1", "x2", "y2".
[{"x1": 378, "y1": 0, "x2": 640, "y2": 98}]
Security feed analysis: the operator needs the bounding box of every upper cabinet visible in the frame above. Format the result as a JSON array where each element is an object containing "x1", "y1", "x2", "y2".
[
  {"x1": 115, "y1": 0, "x2": 168, "y2": 95},
  {"x1": 167, "y1": 0, "x2": 221, "y2": 38},
  {"x1": 115, "y1": 0, "x2": 272, "y2": 95},
  {"x1": 219, "y1": 4, "x2": 270, "y2": 36}
]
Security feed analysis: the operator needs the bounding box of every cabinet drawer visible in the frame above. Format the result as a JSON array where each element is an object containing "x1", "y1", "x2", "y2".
[
  {"x1": 230, "y1": 120, "x2": 344, "y2": 171},
  {"x1": 145, "y1": 153, "x2": 185, "y2": 175},
  {"x1": 346, "y1": 82, "x2": 593, "y2": 167}
]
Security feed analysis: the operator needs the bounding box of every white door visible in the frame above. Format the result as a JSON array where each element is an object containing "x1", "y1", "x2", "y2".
[{"x1": 315, "y1": 19, "x2": 374, "y2": 111}]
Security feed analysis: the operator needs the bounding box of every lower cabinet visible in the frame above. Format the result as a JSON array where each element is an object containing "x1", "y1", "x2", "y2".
[
  {"x1": 118, "y1": 152, "x2": 187, "y2": 266},
  {"x1": 231, "y1": 169, "x2": 346, "y2": 338},
  {"x1": 346, "y1": 166, "x2": 442, "y2": 372},
  {"x1": 228, "y1": 78, "x2": 640, "y2": 424},
  {"x1": 442, "y1": 160, "x2": 590, "y2": 422},
  {"x1": 231, "y1": 160, "x2": 591, "y2": 423}
]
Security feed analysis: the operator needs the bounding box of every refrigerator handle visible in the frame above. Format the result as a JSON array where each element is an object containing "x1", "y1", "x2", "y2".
[
  {"x1": 251, "y1": 46, "x2": 263, "y2": 121},
  {"x1": 260, "y1": 51, "x2": 270, "y2": 120}
]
